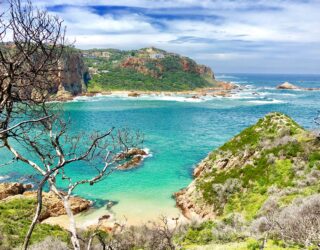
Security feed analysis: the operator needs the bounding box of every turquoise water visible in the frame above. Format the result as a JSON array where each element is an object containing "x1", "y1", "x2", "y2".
[{"x1": 1, "y1": 73, "x2": 320, "y2": 223}]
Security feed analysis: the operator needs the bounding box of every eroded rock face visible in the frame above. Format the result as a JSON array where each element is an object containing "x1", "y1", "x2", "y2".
[
  {"x1": 51, "y1": 52, "x2": 90, "y2": 99},
  {"x1": 0, "y1": 182, "x2": 32, "y2": 200}
]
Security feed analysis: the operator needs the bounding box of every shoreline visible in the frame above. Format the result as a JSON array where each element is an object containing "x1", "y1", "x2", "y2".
[{"x1": 53, "y1": 81, "x2": 241, "y2": 102}]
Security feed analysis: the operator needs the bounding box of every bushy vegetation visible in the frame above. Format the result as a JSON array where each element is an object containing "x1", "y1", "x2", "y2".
[
  {"x1": 87, "y1": 68, "x2": 211, "y2": 91},
  {"x1": 0, "y1": 198, "x2": 69, "y2": 249}
]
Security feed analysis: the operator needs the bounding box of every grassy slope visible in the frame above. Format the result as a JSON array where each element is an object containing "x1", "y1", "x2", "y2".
[
  {"x1": 83, "y1": 48, "x2": 216, "y2": 91},
  {"x1": 0, "y1": 198, "x2": 69, "y2": 249},
  {"x1": 178, "y1": 112, "x2": 320, "y2": 249},
  {"x1": 198, "y1": 113, "x2": 320, "y2": 219}
]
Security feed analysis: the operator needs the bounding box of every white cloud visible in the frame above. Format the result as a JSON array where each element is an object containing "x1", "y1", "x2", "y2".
[{"x1": 3, "y1": 0, "x2": 320, "y2": 73}]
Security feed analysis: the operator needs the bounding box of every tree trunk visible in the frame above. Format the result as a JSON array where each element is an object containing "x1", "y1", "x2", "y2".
[
  {"x1": 63, "y1": 197, "x2": 81, "y2": 250},
  {"x1": 23, "y1": 175, "x2": 49, "y2": 250}
]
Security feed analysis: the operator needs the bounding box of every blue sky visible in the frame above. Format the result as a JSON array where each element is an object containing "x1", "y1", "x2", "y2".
[{"x1": 12, "y1": 1, "x2": 320, "y2": 73}]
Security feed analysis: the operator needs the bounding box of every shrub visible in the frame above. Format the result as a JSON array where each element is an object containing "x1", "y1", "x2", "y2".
[{"x1": 29, "y1": 237, "x2": 69, "y2": 250}]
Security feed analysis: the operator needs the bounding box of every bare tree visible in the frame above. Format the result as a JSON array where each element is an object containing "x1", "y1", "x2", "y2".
[
  {"x1": 88, "y1": 216, "x2": 183, "y2": 250},
  {"x1": 0, "y1": 1, "x2": 144, "y2": 250},
  {"x1": 0, "y1": 0, "x2": 66, "y2": 139}
]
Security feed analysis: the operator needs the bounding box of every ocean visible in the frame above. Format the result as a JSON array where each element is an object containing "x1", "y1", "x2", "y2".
[{"x1": 0, "y1": 73, "x2": 319, "y2": 225}]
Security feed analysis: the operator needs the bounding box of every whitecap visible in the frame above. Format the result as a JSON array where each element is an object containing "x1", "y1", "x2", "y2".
[
  {"x1": 247, "y1": 99, "x2": 285, "y2": 105},
  {"x1": 0, "y1": 175, "x2": 10, "y2": 181},
  {"x1": 142, "y1": 148, "x2": 153, "y2": 158}
]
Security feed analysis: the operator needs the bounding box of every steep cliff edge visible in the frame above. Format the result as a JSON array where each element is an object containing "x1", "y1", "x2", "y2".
[
  {"x1": 175, "y1": 113, "x2": 320, "y2": 221},
  {"x1": 53, "y1": 51, "x2": 90, "y2": 100}
]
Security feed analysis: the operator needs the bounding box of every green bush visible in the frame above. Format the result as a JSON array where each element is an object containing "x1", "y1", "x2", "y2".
[{"x1": 0, "y1": 198, "x2": 69, "y2": 248}]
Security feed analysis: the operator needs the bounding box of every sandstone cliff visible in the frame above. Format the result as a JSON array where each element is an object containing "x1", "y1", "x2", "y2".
[{"x1": 53, "y1": 51, "x2": 90, "y2": 100}]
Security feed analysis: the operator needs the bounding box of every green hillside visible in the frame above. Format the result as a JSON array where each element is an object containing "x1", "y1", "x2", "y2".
[
  {"x1": 82, "y1": 47, "x2": 217, "y2": 91},
  {"x1": 176, "y1": 113, "x2": 320, "y2": 249}
]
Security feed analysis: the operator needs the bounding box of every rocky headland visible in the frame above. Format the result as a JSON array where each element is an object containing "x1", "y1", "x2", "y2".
[{"x1": 175, "y1": 112, "x2": 320, "y2": 221}]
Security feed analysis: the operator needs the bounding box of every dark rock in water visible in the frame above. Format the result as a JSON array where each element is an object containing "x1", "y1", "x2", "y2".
[
  {"x1": 116, "y1": 148, "x2": 147, "y2": 161},
  {"x1": 99, "y1": 214, "x2": 111, "y2": 221},
  {"x1": 116, "y1": 148, "x2": 148, "y2": 170},
  {"x1": 277, "y1": 82, "x2": 320, "y2": 91},
  {"x1": 118, "y1": 155, "x2": 144, "y2": 170}
]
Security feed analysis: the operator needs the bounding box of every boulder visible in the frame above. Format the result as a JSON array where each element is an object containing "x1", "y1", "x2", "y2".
[
  {"x1": 116, "y1": 148, "x2": 148, "y2": 170},
  {"x1": 191, "y1": 95, "x2": 200, "y2": 99},
  {"x1": 0, "y1": 182, "x2": 32, "y2": 200},
  {"x1": 22, "y1": 191, "x2": 92, "y2": 220},
  {"x1": 217, "y1": 81, "x2": 237, "y2": 90},
  {"x1": 277, "y1": 82, "x2": 299, "y2": 90},
  {"x1": 128, "y1": 92, "x2": 140, "y2": 97},
  {"x1": 118, "y1": 155, "x2": 143, "y2": 170},
  {"x1": 116, "y1": 148, "x2": 147, "y2": 161},
  {"x1": 213, "y1": 91, "x2": 231, "y2": 97}
]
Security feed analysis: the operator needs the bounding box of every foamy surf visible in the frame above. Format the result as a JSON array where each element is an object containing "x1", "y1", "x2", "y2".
[
  {"x1": 247, "y1": 99, "x2": 285, "y2": 105},
  {"x1": 0, "y1": 175, "x2": 10, "y2": 181},
  {"x1": 142, "y1": 148, "x2": 153, "y2": 158},
  {"x1": 73, "y1": 94, "x2": 209, "y2": 103}
]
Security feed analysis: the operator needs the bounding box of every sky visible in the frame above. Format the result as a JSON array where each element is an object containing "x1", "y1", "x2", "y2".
[{"x1": 3, "y1": 0, "x2": 320, "y2": 74}]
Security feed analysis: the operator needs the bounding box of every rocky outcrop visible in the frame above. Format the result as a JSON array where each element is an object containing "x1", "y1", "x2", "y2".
[
  {"x1": 277, "y1": 82, "x2": 299, "y2": 90},
  {"x1": 196, "y1": 64, "x2": 215, "y2": 80},
  {"x1": 128, "y1": 92, "x2": 141, "y2": 97},
  {"x1": 116, "y1": 148, "x2": 148, "y2": 170},
  {"x1": 277, "y1": 82, "x2": 320, "y2": 91},
  {"x1": 22, "y1": 191, "x2": 91, "y2": 220},
  {"x1": 0, "y1": 182, "x2": 32, "y2": 200},
  {"x1": 1, "y1": 182, "x2": 91, "y2": 220}
]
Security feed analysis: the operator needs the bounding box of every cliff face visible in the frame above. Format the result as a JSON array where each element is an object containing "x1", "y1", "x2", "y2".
[
  {"x1": 53, "y1": 52, "x2": 90, "y2": 98},
  {"x1": 175, "y1": 113, "x2": 320, "y2": 221},
  {"x1": 118, "y1": 48, "x2": 215, "y2": 81}
]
